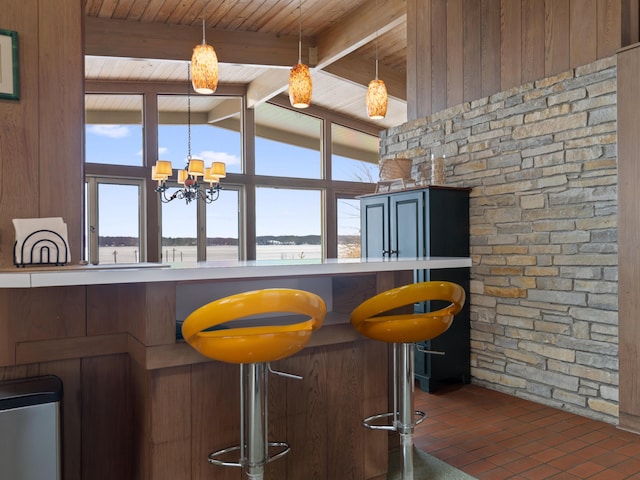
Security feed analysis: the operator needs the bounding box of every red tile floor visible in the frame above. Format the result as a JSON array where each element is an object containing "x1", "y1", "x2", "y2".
[{"x1": 413, "y1": 384, "x2": 640, "y2": 479}]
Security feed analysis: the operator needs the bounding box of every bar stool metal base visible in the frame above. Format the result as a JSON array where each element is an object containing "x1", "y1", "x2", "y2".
[
  {"x1": 208, "y1": 441, "x2": 290, "y2": 468},
  {"x1": 362, "y1": 343, "x2": 423, "y2": 480},
  {"x1": 207, "y1": 363, "x2": 294, "y2": 480}
]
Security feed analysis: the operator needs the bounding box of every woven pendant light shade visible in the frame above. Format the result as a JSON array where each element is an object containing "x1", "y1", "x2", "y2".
[
  {"x1": 191, "y1": 43, "x2": 219, "y2": 94},
  {"x1": 366, "y1": 79, "x2": 388, "y2": 120},
  {"x1": 289, "y1": 63, "x2": 312, "y2": 108}
]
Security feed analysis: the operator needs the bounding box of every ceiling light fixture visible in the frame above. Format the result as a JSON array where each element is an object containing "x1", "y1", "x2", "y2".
[
  {"x1": 152, "y1": 66, "x2": 225, "y2": 204},
  {"x1": 191, "y1": 0, "x2": 218, "y2": 94},
  {"x1": 366, "y1": 0, "x2": 388, "y2": 120},
  {"x1": 289, "y1": 0, "x2": 312, "y2": 108}
]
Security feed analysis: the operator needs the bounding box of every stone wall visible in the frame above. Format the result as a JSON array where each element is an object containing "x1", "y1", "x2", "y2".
[{"x1": 380, "y1": 56, "x2": 618, "y2": 423}]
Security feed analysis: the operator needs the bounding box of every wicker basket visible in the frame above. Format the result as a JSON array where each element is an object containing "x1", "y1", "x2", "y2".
[{"x1": 380, "y1": 158, "x2": 412, "y2": 181}]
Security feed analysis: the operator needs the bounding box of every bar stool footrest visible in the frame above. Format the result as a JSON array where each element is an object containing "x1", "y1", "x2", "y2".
[
  {"x1": 208, "y1": 442, "x2": 291, "y2": 468},
  {"x1": 362, "y1": 410, "x2": 426, "y2": 431}
]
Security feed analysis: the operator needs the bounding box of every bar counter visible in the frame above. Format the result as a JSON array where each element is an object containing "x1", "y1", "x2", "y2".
[{"x1": 0, "y1": 256, "x2": 471, "y2": 480}]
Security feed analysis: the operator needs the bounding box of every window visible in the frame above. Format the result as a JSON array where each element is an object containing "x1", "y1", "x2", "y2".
[
  {"x1": 337, "y1": 198, "x2": 361, "y2": 258},
  {"x1": 84, "y1": 88, "x2": 379, "y2": 264},
  {"x1": 85, "y1": 178, "x2": 145, "y2": 265},
  {"x1": 255, "y1": 187, "x2": 322, "y2": 260},
  {"x1": 255, "y1": 103, "x2": 322, "y2": 179},
  {"x1": 160, "y1": 189, "x2": 198, "y2": 263},
  {"x1": 85, "y1": 94, "x2": 144, "y2": 166},
  {"x1": 157, "y1": 95, "x2": 242, "y2": 174},
  {"x1": 206, "y1": 187, "x2": 241, "y2": 261},
  {"x1": 331, "y1": 123, "x2": 379, "y2": 183}
]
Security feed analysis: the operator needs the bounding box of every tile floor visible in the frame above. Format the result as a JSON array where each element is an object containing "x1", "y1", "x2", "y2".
[{"x1": 413, "y1": 384, "x2": 640, "y2": 479}]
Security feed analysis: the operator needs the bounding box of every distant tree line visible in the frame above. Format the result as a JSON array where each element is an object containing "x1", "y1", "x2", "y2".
[{"x1": 99, "y1": 235, "x2": 360, "y2": 247}]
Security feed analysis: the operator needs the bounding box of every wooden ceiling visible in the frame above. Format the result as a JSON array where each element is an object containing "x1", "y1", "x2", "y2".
[{"x1": 83, "y1": 0, "x2": 408, "y2": 129}]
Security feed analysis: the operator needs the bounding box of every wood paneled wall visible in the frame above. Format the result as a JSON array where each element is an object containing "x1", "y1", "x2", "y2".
[
  {"x1": 0, "y1": 0, "x2": 83, "y2": 267},
  {"x1": 407, "y1": 0, "x2": 626, "y2": 120},
  {"x1": 617, "y1": 43, "x2": 640, "y2": 434}
]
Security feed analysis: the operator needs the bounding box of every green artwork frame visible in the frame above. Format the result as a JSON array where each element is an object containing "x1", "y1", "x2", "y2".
[{"x1": 0, "y1": 29, "x2": 19, "y2": 101}]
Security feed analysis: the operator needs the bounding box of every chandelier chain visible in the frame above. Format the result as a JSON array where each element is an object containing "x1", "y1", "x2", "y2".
[{"x1": 187, "y1": 63, "x2": 192, "y2": 162}]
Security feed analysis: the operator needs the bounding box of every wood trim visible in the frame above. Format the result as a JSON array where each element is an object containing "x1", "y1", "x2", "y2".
[{"x1": 15, "y1": 333, "x2": 129, "y2": 364}]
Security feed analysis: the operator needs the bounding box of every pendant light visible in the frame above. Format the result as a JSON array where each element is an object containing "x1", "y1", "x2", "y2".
[
  {"x1": 191, "y1": 1, "x2": 218, "y2": 94},
  {"x1": 366, "y1": 0, "x2": 388, "y2": 119},
  {"x1": 289, "y1": 0, "x2": 312, "y2": 108}
]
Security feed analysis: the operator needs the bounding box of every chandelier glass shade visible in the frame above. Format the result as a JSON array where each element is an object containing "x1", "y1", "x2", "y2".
[
  {"x1": 190, "y1": 5, "x2": 218, "y2": 95},
  {"x1": 191, "y1": 42, "x2": 218, "y2": 94},
  {"x1": 366, "y1": 78, "x2": 388, "y2": 119},
  {"x1": 289, "y1": 63, "x2": 312, "y2": 108}
]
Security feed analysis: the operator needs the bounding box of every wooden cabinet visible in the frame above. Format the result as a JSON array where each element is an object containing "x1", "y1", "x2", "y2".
[{"x1": 360, "y1": 186, "x2": 470, "y2": 392}]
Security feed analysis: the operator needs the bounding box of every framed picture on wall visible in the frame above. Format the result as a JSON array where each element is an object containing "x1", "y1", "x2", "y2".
[{"x1": 0, "y1": 29, "x2": 19, "y2": 101}]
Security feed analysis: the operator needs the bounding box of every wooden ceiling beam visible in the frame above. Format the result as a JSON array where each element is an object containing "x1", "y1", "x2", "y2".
[
  {"x1": 245, "y1": 0, "x2": 406, "y2": 107},
  {"x1": 85, "y1": 17, "x2": 301, "y2": 67},
  {"x1": 314, "y1": 0, "x2": 407, "y2": 68}
]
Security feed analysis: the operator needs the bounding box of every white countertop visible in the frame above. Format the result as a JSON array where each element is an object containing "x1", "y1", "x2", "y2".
[{"x1": 0, "y1": 256, "x2": 472, "y2": 288}]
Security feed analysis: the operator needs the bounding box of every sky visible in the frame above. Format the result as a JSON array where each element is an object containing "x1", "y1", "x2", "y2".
[{"x1": 86, "y1": 120, "x2": 378, "y2": 238}]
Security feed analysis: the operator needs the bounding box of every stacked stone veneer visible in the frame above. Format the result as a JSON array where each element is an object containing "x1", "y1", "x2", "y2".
[{"x1": 380, "y1": 56, "x2": 618, "y2": 423}]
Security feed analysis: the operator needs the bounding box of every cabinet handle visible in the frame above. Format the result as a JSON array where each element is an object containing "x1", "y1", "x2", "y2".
[{"x1": 390, "y1": 250, "x2": 398, "y2": 256}]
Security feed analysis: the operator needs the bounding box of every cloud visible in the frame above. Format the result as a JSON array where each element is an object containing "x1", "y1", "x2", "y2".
[
  {"x1": 198, "y1": 150, "x2": 241, "y2": 165},
  {"x1": 87, "y1": 125, "x2": 130, "y2": 138},
  {"x1": 137, "y1": 147, "x2": 168, "y2": 156}
]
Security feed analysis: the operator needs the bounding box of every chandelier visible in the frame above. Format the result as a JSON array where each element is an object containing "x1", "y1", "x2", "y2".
[
  {"x1": 152, "y1": 66, "x2": 226, "y2": 204},
  {"x1": 289, "y1": 0, "x2": 312, "y2": 108},
  {"x1": 366, "y1": 0, "x2": 387, "y2": 119}
]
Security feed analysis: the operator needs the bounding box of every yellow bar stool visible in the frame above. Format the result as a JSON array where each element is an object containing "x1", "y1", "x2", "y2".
[
  {"x1": 350, "y1": 281, "x2": 465, "y2": 480},
  {"x1": 182, "y1": 288, "x2": 326, "y2": 480}
]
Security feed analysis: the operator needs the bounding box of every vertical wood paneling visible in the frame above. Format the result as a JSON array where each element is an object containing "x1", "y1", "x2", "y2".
[
  {"x1": 0, "y1": 290, "x2": 14, "y2": 366},
  {"x1": 406, "y1": 0, "x2": 419, "y2": 120},
  {"x1": 481, "y1": 0, "x2": 501, "y2": 97},
  {"x1": 597, "y1": 0, "x2": 622, "y2": 58},
  {"x1": 326, "y1": 344, "x2": 365, "y2": 480},
  {"x1": 191, "y1": 362, "x2": 240, "y2": 480},
  {"x1": 446, "y1": 0, "x2": 464, "y2": 107},
  {"x1": 0, "y1": 0, "x2": 40, "y2": 267},
  {"x1": 285, "y1": 348, "x2": 328, "y2": 479},
  {"x1": 621, "y1": 0, "x2": 640, "y2": 46},
  {"x1": 545, "y1": 0, "x2": 570, "y2": 76},
  {"x1": 82, "y1": 355, "x2": 132, "y2": 479},
  {"x1": 522, "y1": 0, "x2": 545, "y2": 83},
  {"x1": 617, "y1": 44, "x2": 640, "y2": 427},
  {"x1": 147, "y1": 366, "x2": 192, "y2": 480},
  {"x1": 46, "y1": 359, "x2": 82, "y2": 480},
  {"x1": 363, "y1": 340, "x2": 388, "y2": 479},
  {"x1": 570, "y1": 0, "x2": 598, "y2": 68},
  {"x1": 500, "y1": 0, "x2": 522, "y2": 90},
  {"x1": 463, "y1": 1, "x2": 482, "y2": 101},
  {"x1": 431, "y1": 0, "x2": 448, "y2": 113},
  {"x1": 38, "y1": 0, "x2": 84, "y2": 264},
  {"x1": 417, "y1": 0, "x2": 432, "y2": 119}
]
